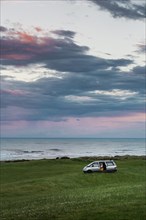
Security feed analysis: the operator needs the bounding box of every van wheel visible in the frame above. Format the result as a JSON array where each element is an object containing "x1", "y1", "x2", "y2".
[{"x1": 87, "y1": 170, "x2": 92, "y2": 173}]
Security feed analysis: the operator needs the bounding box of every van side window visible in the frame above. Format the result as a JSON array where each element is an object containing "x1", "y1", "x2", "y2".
[
  {"x1": 92, "y1": 162, "x2": 99, "y2": 167},
  {"x1": 106, "y1": 161, "x2": 114, "y2": 166}
]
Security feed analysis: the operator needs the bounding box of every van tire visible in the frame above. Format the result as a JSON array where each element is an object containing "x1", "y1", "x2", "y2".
[{"x1": 87, "y1": 170, "x2": 92, "y2": 173}]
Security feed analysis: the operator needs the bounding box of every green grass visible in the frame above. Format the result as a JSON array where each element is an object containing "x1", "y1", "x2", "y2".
[{"x1": 0, "y1": 158, "x2": 146, "y2": 220}]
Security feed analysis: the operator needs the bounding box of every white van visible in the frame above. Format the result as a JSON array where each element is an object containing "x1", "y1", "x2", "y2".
[{"x1": 83, "y1": 160, "x2": 117, "y2": 173}]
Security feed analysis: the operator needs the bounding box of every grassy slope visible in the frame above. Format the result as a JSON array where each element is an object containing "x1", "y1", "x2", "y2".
[{"x1": 0, "y1": 158, "x2": 146, "y2": 220}]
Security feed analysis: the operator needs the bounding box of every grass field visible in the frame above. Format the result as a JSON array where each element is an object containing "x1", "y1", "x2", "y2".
[{"x1": 0, "y1": 157, "x2": 146, "y2": 220}]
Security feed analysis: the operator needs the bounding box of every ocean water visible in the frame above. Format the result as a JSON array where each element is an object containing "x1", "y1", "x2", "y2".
[{"x1": 0, "y1": 138, "x2": 145, "y2": 161}]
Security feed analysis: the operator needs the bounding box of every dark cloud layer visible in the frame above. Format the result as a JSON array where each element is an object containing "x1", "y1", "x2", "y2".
[
  {"x1": 1, "y1": 27, "x2": 132, "y2": 72},
  {"x1": 1, "y1": 28, "x2": 133, "y2": 73},
  {"x1": 52, "y1": 30, "x2": 76, "y2": 38},
  {"x1": 1, "y1": 62, "x2": 145, "y2": 121},
  {"x1": 1, "y1": 26, "x2": 145, "y2": 122},
  {"x1": 90, "y1": 0, "x2": 146, "y2": 20},
  {"x1": 0, "y1": 26, "x2": 7, "y2": 32}
]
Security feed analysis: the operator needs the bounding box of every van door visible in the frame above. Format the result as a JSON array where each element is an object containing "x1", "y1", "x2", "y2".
[
  {"x1": 99, "y1": 162, "x2": 106, "y2": 171},
  {"x1": 91, "y1": 162, "x2": 100, "y2": 172}
]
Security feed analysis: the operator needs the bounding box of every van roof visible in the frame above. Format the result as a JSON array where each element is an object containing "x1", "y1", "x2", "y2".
[{"x1": 93, "y1": 160, "x2": 114, "y2": 162}]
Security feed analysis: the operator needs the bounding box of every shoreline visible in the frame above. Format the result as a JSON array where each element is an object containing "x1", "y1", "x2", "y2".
[{"x1": 0, "y1": 155, "x2": 146, "y2": 163}]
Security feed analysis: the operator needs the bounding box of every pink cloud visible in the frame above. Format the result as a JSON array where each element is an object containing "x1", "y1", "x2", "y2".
[
  {"x1": 1, "y1": 112, "x2": 145, "y2": 138},
  {"x1": 15, "y1": 112, "x2": 144, "y2": 137},
  {"x1": 1, "y1": 26, "x2": 59, "y2": 65},
  {"x1": 1, "y1": 89, "x2": 28, "y2": 96},
  {"x1": 16, "y1": 31, "x2": 36, "y2": 43},
  {"x1": 2, "y1": 54, "x2": 33, "y2": 60}
]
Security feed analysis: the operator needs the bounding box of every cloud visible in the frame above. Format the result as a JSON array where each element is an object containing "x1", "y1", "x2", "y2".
[
  {"x1": 0, "y1": 26, "x2": 7, "y2": 32},
  {"x1": 34, "y1": 27, "x2": 43, "y2": 32},
  {"x1": 133, "y1": 65, "x2": 146, "y2": 75},
  {"x1": 1, "y1": 25, "x2": 133, "y2": 73},
  {"x1": 89, "y1": 0, "x2": 146, "y2": 20},
  {"x1": 135, "y1": 43, "x2": 146, "y2": 54},
  {"x1": 1, "y1": 62, "x2": 145, "y2": 122},
  {"x1": 1, "y1": 26, "x2": 145, "y2": 123},
  {"x1": 51, "y1": 30, "x2": 76, "y2": 39},
  {"x1": 1, "y1": 113, "x2": 145, "y2": 138}
]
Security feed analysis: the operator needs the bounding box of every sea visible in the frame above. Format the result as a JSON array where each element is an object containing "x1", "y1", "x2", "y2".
[{"x1": 0, "y1": 138, "x2": 145, "y2": 161}]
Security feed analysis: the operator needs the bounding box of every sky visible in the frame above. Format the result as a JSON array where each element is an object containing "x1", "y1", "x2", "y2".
[{"x1": 0, "y1": 0, "x2": 146, "y2": 138}]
